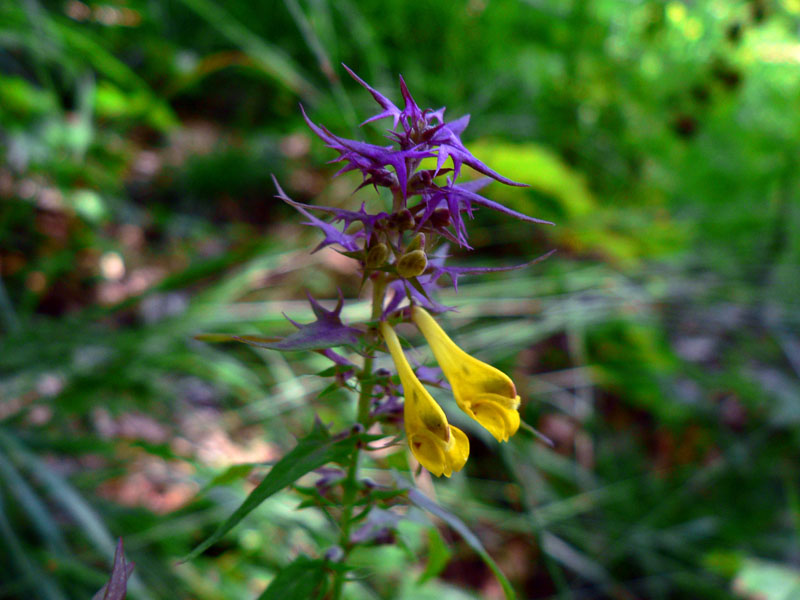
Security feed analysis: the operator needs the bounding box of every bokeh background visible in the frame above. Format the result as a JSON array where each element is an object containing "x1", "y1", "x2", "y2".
[{"x1": 2, "y1": 0, "x2": 800, "y2": 598}]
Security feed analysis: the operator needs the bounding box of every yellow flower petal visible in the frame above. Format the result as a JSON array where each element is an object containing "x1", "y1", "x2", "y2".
[
  {"x1": 407, "y1": 431, "x2": 448, "y2": 477},
  {"x1": 379, "y1": 321, "x2": 469, "y2": 477},
  {"x1": 411, "y1": 307, "x2": 521, "y2": 442},
  {"x1": 446, "y1": 425, "x2": 470, "y2": 473}
]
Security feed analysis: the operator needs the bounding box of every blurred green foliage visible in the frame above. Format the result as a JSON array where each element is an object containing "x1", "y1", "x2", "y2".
[{"x1": 2, "y1": 0, "x2": 800, "y2": 598}]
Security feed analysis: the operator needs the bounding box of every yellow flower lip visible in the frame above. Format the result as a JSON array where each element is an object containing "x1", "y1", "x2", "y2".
[
  {"x1": 379, "y1": 321, "x2": 469, "y2": 477},
  {"x1": 411, "y1": 306, "x2": 521, "y2": 442}
]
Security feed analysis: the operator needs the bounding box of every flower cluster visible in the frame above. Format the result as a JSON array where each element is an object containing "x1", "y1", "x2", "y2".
[
  {"x1": 380, "y1": 306, "x2": 521, "y2": 476},
  {"x1": 275, "y1": 66, "x2": 551, "y2": 476}
]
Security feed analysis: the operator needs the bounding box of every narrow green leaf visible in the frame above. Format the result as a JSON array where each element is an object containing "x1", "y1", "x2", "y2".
[
  {"x1": 0, "y1": 488, "x2": 68, "y2": 600},
  {"x1": 233, "y1": 335, "x2": 283, "y2": 345},
  {"x1": 176, "y1": 0, "x2": 317, "y2": 98},
  {"x1": 0, "y1": 451, "x2": 69, "y2": 554},
  {"x1": 317, "y1": 381, "x2": 344, "y2": 399},
  {"x1": 194, "y1": 333, "x2": 280, "y2": 344},
  {"x1": 406, "y1": 487, "x2": 517, "y2": 600},
  {"x1": 0, "y1": 431, "x2": 115, "y2": 556},
  {"x1": 417, "y1": 527, "x2": 451, "y2": 585},
  {"x1": 200, "y1": 463, "x2": 256, "y2": 493},
  {"x1": 183, "y1": 423, "x2": 360, "y2": 562},
  {"x1": 0, "y1": 430, "x2": 155, "y2": 600},
  {"x1": 408, "y1": 276, "x2": 432, "y2": 302},
  {"x1": 257, "y1": 556, "x2": 329, "y2": 600},
  {"x1": 315, "y1": 366, "x2": 340, "y2": 377}
]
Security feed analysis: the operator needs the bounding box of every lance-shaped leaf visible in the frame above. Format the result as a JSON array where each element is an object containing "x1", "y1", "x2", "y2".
[
  {"x1": 257, "y1": 556, "x2": 331, "y2": 600},
  {"x1": 236, "y1": 291, "x2": 360, "y2": 352},
  {"x1": 183, "y1": 420, "x2": 365, "y2": 562},
  {"x1": 399, "y1": 480, "x2": 517, "y2": 600},
  {"x1": 92, "y1": 538, "x2": 134, "y2": 600}
]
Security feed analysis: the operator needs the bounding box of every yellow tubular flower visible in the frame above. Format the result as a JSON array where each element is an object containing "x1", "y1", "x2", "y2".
[
  {"x1": 411, "y1": 306, "x2": 521, "y2": 442},
  {"x1": 378, "y1": 321, "x2": 469, "y2": 477}
]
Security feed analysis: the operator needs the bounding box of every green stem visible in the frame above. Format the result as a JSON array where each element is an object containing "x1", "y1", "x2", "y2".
[{"x1": 331, "y1": 274, "x2": 386, "y2": 599}]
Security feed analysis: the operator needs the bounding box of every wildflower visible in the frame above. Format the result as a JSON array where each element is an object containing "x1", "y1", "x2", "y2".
[
  {"x1": 378, "y1": 321, "x2": 469, "y2": 477},
  {"x1": 291, "y1": 65, "x2": 552, "y2": 254},
  {"x1": 411, "y1": 307, "x2": 521, "y2": 442}
]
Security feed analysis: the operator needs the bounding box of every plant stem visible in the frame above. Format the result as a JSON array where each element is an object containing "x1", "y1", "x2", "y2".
[{"x1": 331, "y1": 274, "x2": 386, "y2": 599}]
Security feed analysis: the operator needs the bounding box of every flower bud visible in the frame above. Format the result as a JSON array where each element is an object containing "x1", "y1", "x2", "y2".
[
  {"x1": 407, "y1": 233, "x2": 425, "y2": 252},
  {"x1": 396, "y1": 249, "x2": 428, "y2": 278},
  {"x1": 366, "y1": 242, "x2": 389, "y2": 268},
  {"x1": 431, "y1": 208, "x2": 450, "y2": 228},
  {"x1": 390, "y1": 209, "x2": 415, "y2": 231}
]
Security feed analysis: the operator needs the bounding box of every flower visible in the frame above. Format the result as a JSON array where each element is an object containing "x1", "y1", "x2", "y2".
[
  {"x1": 291, "y1": 65, "x2": 551, "y2": 251},
  {"x1": 378, "y1": 321, "x2": 469, "y2": 477},
  {"x1": 411, "y1": 306, "x2": 521, "y2": 442}
]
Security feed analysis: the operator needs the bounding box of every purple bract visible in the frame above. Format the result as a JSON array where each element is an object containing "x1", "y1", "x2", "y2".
[{"x1": 278, "y1": 65, "x2": 552, "y2": 256}]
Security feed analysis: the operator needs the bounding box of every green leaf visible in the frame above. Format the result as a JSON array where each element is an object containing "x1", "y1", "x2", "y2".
[
  {"x1": 194, "y1": 333, "x2": 281, "y2": 344},
  {"x1": 257, "y1": 556, "x2": 329, "y2": 600},
  {"x1": 0, "y1": 490, "x2": 67, "y2": 600},
  {"x1": 175, "y1": 0, "x2": 317, "y2": 98},
  {"x1": 406, "y1": 486, "x2": 517, "y2": 600},
  {"x1": 407, "y1": 276, "x2": 432, "y2": 302},
  {"x1": 315, "y1": 365, "x2": 340, "y2": 377},
  {"x1": 200, "y1": 463, "x2": 256, "y2": 493},
  {"x1": 417, "y1": 527, "x2": 451, "y2": 585},
  {"x1": 183, "y1": 422, "x2": 360, "y2": 562},
  {"x1": 0, "y1": 451, "x2": 69, "y2": 555},
  {"x1": 317, "y1": 381, "x2": 344, "y2": 399}
]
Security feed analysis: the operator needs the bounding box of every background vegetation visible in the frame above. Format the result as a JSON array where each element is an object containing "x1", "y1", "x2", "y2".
[{"x1": 2, "y1": 0, "x2": 800, "y2": 598}]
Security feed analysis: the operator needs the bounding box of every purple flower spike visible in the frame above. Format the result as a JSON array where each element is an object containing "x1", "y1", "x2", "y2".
[
  {"x1": 290, "y1": 66, "x2": 553, "y2": 294},
  {"x1": 273, "y1": 176, "x2": 362, "y2": 253},
  {"x1": 342, "y1": 64, "x2": 402, "y2": 129},
  {"x1": 432, "y1": 249, "x2": 556, "y2": 292},
  {"x1": 237, "y1": 290, "x2": 361, "y2": 352},
  {"x1": 273, "y1": 178, "x2": 388, "y2": 239},
  {"x1": 398, "y1": 75, "x2": 424, "y2": 130},
  {"x1": 300, "y1": 105, "x2": 434, "y2": 198},
  {"x1": 430, "y1": 123, "x2": 528, "y2": 187},
  {"x1": 383, "y1": 275, "x2": 455, "y2": 316},
  {"x1": 449, "y1": 180, "x2": 555, "y2": 226}
]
